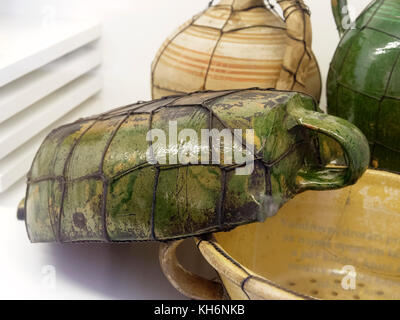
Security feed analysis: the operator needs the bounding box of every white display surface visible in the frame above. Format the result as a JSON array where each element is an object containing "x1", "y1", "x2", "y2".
[
  {"x1": 0, "y1": 192, "x2": 186, "y2": 299},
  {"x1": 0, "y1": 143, "x2": 189, "y2": 300},
  {"x1": 0, "y1": 0, "x2": 372, "y2": 300}
]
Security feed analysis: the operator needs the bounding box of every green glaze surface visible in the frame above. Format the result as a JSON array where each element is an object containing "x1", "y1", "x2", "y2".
[
  {"x1": 328, "y1": 0, "x2": 400, "y2": 172},
  {"x1": 22, "y1": 89, "x2": 369, "y2": 243}
]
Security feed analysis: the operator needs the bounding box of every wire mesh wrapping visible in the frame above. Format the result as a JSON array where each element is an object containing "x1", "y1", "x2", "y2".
[
  {"x1": 24, "y1": 88, "x2": 322, "y2": 243},
  {"x1": 151, "y1": 0, "x2": 321, "y2": 102},
  {"x1": 327, "y1": 0, "x2": 400, "y2": 172}
]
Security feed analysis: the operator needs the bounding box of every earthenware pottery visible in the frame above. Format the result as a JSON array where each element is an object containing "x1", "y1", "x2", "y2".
[
  {"x1": 160, "y1": 169, "x2": 400, "y2": 300},
  {"x1": 19, "y1": 89, "x2": 368, "y2": 243},
  {"x1": 151, "y1": 0, "x2": 322, "y2": 101},
  {"x1": 327, "y1": 0, "x2": 400, "y2": 172}
]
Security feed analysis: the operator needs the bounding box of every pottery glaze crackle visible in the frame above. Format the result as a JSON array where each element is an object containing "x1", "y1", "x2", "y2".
[
  {"x1": 151, "y1": 0, "x2": 322, "y2": 101},
  {"x1": 18, "y1": 89, "x2": 369, "y2": 243},
  {"x1": 327, "y1": 0, "x2": 400, "y2": 172}
]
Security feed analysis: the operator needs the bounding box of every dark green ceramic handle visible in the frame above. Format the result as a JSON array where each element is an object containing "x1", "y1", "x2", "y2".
[
  {"x1": 288, "y1": 103, "x2": 370, "y2": 192},
  {"x1": 331, "y1": 0, "x2": 351, "y2": 37}
]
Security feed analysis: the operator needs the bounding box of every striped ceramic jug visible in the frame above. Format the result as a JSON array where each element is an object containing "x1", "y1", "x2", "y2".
[{"x1": 151, "y1": 0, "x2": 321, "y2": 101}]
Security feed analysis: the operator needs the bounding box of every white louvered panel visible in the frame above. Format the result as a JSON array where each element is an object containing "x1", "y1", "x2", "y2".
[
  {"x1": 0, "y1": 43, "x2": 101, "y2": 123},
  {"x1": 0, "y1": 138, "x2": 39, "y2": 193},
  {"x1": 0, "y1": 72, "x2": 102, "y2": 160},
  {"x1": 0, "y1": 15, "x2": 101, "y2": 87},
  {"x1": 0, "y1": 73, "x2": 102, "y2": 192},
  {"x1": 0, "y1": 16, "x2": 102, "y2": 193}
]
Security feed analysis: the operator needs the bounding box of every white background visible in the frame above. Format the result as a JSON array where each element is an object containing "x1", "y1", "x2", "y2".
[{"x1": 0, "y1": 0, "x2": 371, "y2": 299}]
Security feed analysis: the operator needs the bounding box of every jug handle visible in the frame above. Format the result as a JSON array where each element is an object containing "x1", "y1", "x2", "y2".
[
  {"x1": 287, "y1": 95, "x2": 370, "y2": 191},
  {"x1": 159, "y1": 240, "x2": 225, "y2": 300},
  {"x1": 275, "y1": 0, "x2": 313, "y2": 92},
  {"x1": 331, "y1": 0, "x2": 351, "y2": 37}
]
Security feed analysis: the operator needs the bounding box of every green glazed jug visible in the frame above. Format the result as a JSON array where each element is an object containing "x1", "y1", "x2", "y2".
[
  {"x1": 18, "y1": 89, "x2": 369, "y2": 243},
  {"x1": 327, "y1": 0, "x2": 400, "y2": 172}
]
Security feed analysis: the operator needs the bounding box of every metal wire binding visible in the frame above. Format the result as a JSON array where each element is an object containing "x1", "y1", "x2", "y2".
[
  {"x1": 152, "y1": 0, "x2": 291, "y2": 95},
  {"x1": 207, "y1": 0, "x2": 284, "y2": 14},
  {"x1": 27, "y1": 87, "x2": 320, "y2": 243}
]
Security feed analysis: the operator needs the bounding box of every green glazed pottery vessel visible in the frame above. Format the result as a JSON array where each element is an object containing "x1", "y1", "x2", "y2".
[
  {"x1": 19, "y1": 89, "x2": 369, "y2": 243},
  {"x1": 327, "y1": 0, "x2": 400, "y2": 172}
]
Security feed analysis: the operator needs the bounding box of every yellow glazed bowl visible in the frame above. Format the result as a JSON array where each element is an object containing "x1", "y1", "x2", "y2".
[{"x1": 160, "y1": 170, "x2": 400, "y2": 300}]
